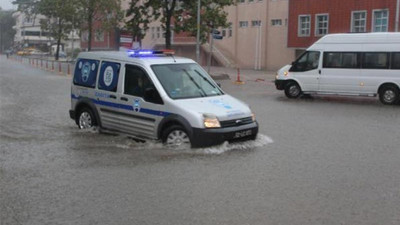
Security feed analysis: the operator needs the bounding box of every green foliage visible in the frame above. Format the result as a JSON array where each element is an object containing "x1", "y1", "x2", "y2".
[
  {"x1": 37, "y1": 0, "x2": 78, "y2": 60},
  {"x1": 76, "y1": 0, "x2": 123, "y2": 51},
  {"x1": 125, "y1": 0, "x2": 152, "y2": 43},
  {"x1": 175, "y1": 0, "x2": 235, "y2": 44},
  {"x1": 0, "y1": 9, "x2": 17, "y2": 51}
]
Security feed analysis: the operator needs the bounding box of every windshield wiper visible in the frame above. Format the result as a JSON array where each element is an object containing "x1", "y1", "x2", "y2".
[
  {"x1": 182, "y1": 69, "x2": 207, "y2": 97},
  {"x1": 194, "y1": 69, "x2": 222, "y2": 95}
]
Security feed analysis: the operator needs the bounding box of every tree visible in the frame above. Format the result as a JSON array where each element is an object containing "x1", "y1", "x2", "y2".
[
  {"x1": 0, "y1": 9, "x2": 16, "y2": 52},
  {"x1": 175, "y1": 0, "x2": 234, "y2": 44},
  {"x1": 37, "y1": 0, "x2": 78, "y2": 60},
  {"x1": 76, "y1": 0, "x2": 122, "y2": 51},
  {"x1": 144, "y1": 0, "x2": 179, "y2": 49},
  {"x1": 124, "y1": 0, "x2": 152, "y2": 48}
]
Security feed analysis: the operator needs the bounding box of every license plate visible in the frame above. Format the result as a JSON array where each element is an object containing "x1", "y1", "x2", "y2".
[{"x1": 233, "y1": 130, "x2": 252, "y2": 139}]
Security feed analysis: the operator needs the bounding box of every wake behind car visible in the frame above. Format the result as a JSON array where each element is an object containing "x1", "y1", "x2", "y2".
[{"x1": 69, "y1": 50, "x2": 258, "y2": 148}]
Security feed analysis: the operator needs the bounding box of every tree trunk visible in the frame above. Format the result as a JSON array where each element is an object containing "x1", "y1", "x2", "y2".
[
  {"x1": 164, "y1": 0, "x2": 176, "y2": 49},
  {"x1": 87, "y1": 2, "x2": 94, "y2": 52}
]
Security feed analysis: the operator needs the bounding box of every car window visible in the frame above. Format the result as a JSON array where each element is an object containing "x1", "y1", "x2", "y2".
[
  {"x1": 98, "y1": 61, "x2": 120, "y2": 92},
  {"x1": 124, "y1": 64, "x2": 153, "y2": 97},
  {"x1": 73, "y1": 59, "x2": 99, "y2": 88}
]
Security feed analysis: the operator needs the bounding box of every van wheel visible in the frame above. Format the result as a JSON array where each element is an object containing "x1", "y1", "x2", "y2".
[
  {"x1": 285, "y1": 82, "x2": 302, "y2": 98},
  {"x1": 78, "y1": 107, "x2": 97, "y2": 129},
  {"x1": 162, "y1": 125, "x2": 191, "y2": 148},
  {"x1": 379, "y1": 85, "x2": 399, "y2": 105}
]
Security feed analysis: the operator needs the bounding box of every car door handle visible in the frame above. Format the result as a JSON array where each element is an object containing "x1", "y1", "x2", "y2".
[
  {"x1": 120, "y1": 97, "x2": 128, "y2": 101},
  {"x1": 109, "y1": 94, "x2": 117, "y2": 99},
  {"x1": 318, "y1": 69, "x2": 321, "y2": 74}
]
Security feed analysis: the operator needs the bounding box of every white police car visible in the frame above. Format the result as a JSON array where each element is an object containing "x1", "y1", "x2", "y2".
[{"x1": 69, "y1": 50, "x2": 258, "y2": 147}]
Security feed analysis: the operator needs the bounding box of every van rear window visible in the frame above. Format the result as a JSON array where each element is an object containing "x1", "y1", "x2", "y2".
[
  {"x1": 362, "y1": 53, "x2": 389, "y2": 69},
  {"x1": 73, "y1": 59, "x2": 99, "y2": 88}
]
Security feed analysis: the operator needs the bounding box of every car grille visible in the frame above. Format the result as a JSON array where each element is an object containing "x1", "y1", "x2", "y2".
[{"x1": 220, "y1": 117, "x2": 253, "y2": 128}]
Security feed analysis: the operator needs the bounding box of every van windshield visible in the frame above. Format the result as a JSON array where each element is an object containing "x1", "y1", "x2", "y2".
[
  {"x1": 290, "y1": 51, "x2": 320, "y2": 72},
  {"x1": 151, "y1": 63, "x2": 224, "y2": 99}
]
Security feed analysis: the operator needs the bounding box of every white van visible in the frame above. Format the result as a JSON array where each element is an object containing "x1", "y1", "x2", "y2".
[
  {"x1": 69, "y1": 50, "x2": 258, "y2": 147},
  {"x1": 275, "y1": 33, "x2": 400, "y2": 105}
]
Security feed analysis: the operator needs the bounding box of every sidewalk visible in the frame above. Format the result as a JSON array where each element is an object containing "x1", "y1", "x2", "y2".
[{"x1": 207, "y1": 66, "x2": 276, "y2": 82}]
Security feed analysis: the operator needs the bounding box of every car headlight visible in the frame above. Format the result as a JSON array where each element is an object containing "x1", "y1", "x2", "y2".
[
  {"x1": 203, "y1": 113, "x2": 220, "y2": 128},
  {"x1": 251, "y1": 113, "x2": 256, "y2": 122}
]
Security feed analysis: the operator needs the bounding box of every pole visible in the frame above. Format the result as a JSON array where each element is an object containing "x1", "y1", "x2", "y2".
[
  {"x1": 396, "y1": 0, "x2": 400, "y2": 32},
  {"x1": 207, "y1": 28, "x2": 214, "y2": 74},
  {"x1": 196, "y1": 0, "x2": 201, "y2": 63}
]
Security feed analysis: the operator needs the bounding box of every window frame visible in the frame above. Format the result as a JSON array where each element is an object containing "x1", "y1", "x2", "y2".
[
  {"x1": 298, "y1": 15, "x2": 311, "y2": 37},
  {"x1": 351, "y1": 10, "x2": 367, "y2": 33},
  {"x1": 372, "y1": 9, "x2": 389, "y2": 32},
  {"x1": 315, "y1": 13, "x2": 329, "y2": 36}
]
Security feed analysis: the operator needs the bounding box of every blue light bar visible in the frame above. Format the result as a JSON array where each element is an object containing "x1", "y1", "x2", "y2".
[{"x1": 126, "y1": 49, "x2": 175, "y2": 57}]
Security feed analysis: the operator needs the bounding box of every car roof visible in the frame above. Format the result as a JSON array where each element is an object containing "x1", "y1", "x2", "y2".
[{"x1": 77, "y1": 51, "x2": 195, "y2": 66}]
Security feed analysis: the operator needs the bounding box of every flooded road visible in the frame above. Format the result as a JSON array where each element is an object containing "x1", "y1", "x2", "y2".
[{"x1": 1, "y1": 55, "x2": 400, "y2": 225}]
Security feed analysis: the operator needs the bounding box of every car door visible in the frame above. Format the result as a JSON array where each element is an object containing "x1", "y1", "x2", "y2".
[
  {"x1": 118, "y1": 64, "x2": 164, "y2": 139},
  {"x1": 319, "y1": 52, "x2": 361, "y2": 94},
  {"x1": 289, "y1": 51, "x2": 321, "y2": 92},
  {"x1": 94, "y1": 60, "x2": 123, "y2": 130}
]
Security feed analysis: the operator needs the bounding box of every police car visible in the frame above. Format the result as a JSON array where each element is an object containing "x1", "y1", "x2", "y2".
[{"x1": 69, "y1": 50, "x2": 258, "y2": 147}]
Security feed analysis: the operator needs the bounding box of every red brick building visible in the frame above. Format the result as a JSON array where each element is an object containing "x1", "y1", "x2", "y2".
[{"x1": 288, "y1": 0, "x2": 398, "y2": 53}]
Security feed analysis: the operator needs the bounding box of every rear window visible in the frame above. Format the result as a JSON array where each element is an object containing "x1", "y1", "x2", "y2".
[
  {"x1": 73, "y1": 59, "x2": 99, "y2": 88},
  {"x1": 98, "y1": 61, "x2": 120, "y2": 92}
]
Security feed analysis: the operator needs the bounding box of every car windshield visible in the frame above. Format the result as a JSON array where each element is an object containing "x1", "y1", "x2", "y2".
[{"x1": 151, "y1": 63, "x2": 224, "y2": 99}]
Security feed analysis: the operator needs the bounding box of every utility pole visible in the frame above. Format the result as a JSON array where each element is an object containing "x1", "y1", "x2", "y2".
[
  {"x1": 396, "y1": 0, "x2": 400, "y2": 32},
  {"x1": 196, "y1": 0, "x2": 201, "y2": 63}
]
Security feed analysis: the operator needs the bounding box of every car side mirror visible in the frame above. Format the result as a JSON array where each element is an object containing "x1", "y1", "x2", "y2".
[
  {"x1": 144, "y1": 87, "x2": 163, "y2": 105},
  {"x1": 217, "y1": 83, "x2": 221, "y2": 88}
]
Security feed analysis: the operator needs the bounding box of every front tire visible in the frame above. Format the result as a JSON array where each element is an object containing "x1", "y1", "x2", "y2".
[
  {"x1": 162, "y1": 125, "x2": 191, "y2": 148},
  {"x1": 379, "y1": 85, "x2": 399, "y2": 105},
  {"x1": 284, "y1": 82, "x2": 302, "y2": 98},
  {"x1": 78, "y1": 107, "x2": 97, "y2": 129}
]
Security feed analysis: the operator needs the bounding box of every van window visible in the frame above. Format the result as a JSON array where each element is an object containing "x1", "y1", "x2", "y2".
[
  {"x1": 362, "y1": 52, "x2": 389, "y2": 69},
  {"x1": 98, "y1": 61, "x2": 120, "y2": 92},
  {"x1": 73, "y1": 59, "x2": 99, "y2": 88},
  {"x1": 290, "y1": 51, "x2": 320, "y2": 72},
  {"x1": 124, "y1": 64, "x2": 153, "y2": 98},
  {"x1": 323, "y1": 52, "x2": 359, "y2": 68},
  {"x1": 391, "y1": 53, "x2": 400, "y2": 69}
]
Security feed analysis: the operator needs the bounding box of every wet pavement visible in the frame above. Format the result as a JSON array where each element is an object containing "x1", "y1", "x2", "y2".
[{"x1": 1, "y1": 55, "x2": 400, "y2": 225}]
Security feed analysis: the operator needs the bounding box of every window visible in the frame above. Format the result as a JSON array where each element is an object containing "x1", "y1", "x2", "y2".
[
  {"x1": 392, "y1": 53, "x2": 400, "y2": 69},
  {"x1": 323, "y1": 52, "x2": 359, "y2": 68},
  {"x1": 290, "y1": 51, "x2": 320, "y2": 72},
  {"x1": 156, "y1": 27, "x2": 161, "y2": 38},
  {"x1": 373, "y1": 9, "x2": 388, "y2": 32},
  {"x1": 73, "y1": 59, "x2": 99, "y2": 88},
  {"x1": 222, "y1": 29, "x2": 226, "y2": 37},
  {"x1": 228, "y1": 23, "x2": 233, "y2": 37},
  {"x1": 252, "y1": 20, "x2": 261, "y2": 27},
  {"x1": 98, "y1": 62, "x2": 120, "y2": 92},
  {"x1": 298, "y1": 15, "x2": 311, "y2": 36},
  {"x1": 238, "y1": 0, "x2": 245, "y2": 3},
  {"x1": 82, "y1": 31, "x2": 89, "y2": 42},
  {"x1": 151, "y1": 27, "x2": 155, "y2": 39},
  {"x1": 362, "y1": 52, "x2": 389, "y2": 69},
  {"x1": 95, "y1": 29, "x2": 104, "y2": 42},
  {"x1": 124, "y1": 64, "x2": 153, "y2": 98},
  {"x1": 271, "y1": 19, "x2": 282, "y2": 26},
  {"x1": 239, "y1": 21, "x2": 248, "y2": 28},
  {"x1": 351, "y1": 11, "x2": 367, "y2": 33},
  {"x1": 315, "y1": 14, "x2": 329, "y2": 36}
]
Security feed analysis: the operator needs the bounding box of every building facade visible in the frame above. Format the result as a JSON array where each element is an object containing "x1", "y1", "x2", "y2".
[{"x1": 288, "y1": 0, "x2": 398, "y2": 56}]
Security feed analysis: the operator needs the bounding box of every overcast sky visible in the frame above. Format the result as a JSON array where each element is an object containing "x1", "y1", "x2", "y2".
[{"x1": 0, "y1": 0, "x2": 16, "y2": 10}]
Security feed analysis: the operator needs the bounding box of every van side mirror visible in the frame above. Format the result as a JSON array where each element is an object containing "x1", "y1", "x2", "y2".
[{"x1": 144, "y1": 87, "x2": 163, "y2": 105}]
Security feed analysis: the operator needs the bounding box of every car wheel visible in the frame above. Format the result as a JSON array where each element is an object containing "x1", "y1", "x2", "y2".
[
  {"x1": 284, "y1": 82, "x2": 302, "y2": 98},
  {"x1": 78, "y1": 107, "x2": 97, "y2": 129},
  {"x1": 379, "y1": 85, "x2": 399, "y2": 105},
  {"x1": 162, "y1": 125, "x2": 191, "y2": 148}
]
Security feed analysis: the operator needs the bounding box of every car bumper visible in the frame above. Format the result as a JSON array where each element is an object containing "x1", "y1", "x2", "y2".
[
  {"x1": 69, "y1": 110, "x2": 75, "y2": 120},
  {"x1": 191, "y1": 122, "x2": 259, "y2": 148},
  {"x1": 275, "y1": 79, "x2": 285, "y2": 90}
]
